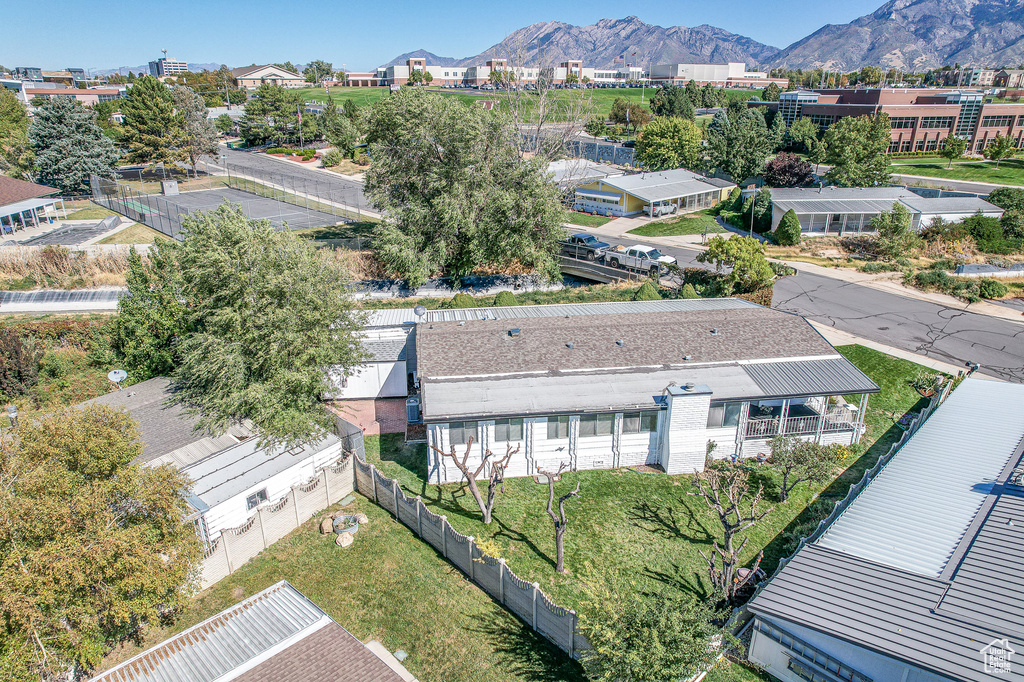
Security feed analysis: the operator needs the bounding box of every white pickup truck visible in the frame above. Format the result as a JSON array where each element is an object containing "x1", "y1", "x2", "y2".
[{"x1": 604, "y1": 244, "x2": 678, "y2": 273}]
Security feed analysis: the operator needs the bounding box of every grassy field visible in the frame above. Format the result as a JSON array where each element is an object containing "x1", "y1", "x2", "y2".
[
  {"x1": 365, "y1": 345, "x2": 930, "y2": 616},
  {"x1": 889, "y1": 158, "x2": 1024, "y2": 186},
  {"x1": 96, "y1": 500, "x2": 584, "y2": 682},
  {"x1": 66, "y1": 202, "x2": 118, "y2": 220},
  {"x1": 565, "y1": 211, "x2": 613, "y2": 227},
  {"x1": 628, "y1": 209, "x2": 725, "y2": 237},
  {"x1": 96, "y1": 223, "x2": 170, "y2": 244},
  {"x1": 292, "y1": 221, "x2": 378, "y2": 240}
]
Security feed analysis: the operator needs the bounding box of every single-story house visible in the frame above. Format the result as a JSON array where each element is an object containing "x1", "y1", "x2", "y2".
[
  {"x1": 231, "y1": 64, "x2": 306, "y2": 89},
  {"x1": 0, "y1": 175, "x2": 65, "y2": 234},
  {"x1": 89, "y1": 581, "x2": 413, "y2": 682},
  {"x1": 574, "y1": 168, "x2": 736, "y2": 217},
  {"x1": 769, "y1": 186, "x2": 1005, "y2": 235},
  {"x1": 746, "y1": 377, "x2": 1024, "y2": 682},
  {"x1": 328, "y1": 309, "x2": 417, "y2": 400},
  {"x1": 84, "y1": 378, "x2": 344, "y2": 542},
  {"x1": 546, "y1": 158, "x2": 620, "y2": 189},
  {"x1": 414, "y1": 299, "x2": 878, "y2": 485}
]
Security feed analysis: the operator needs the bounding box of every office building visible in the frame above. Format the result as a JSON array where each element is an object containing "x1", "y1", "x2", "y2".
[
  {"x1": 649, "y1": 62, "x2": 786, "y2": 88},
  {"x1": 148, "y1": 57, "x2": 188, "y2": 77}
]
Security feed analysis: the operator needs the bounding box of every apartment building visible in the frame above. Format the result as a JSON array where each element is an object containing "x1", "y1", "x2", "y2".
[
  {"x1": 148, "y1": 57, "x2": 188, "y2": 77},
  {"x1": 765, "y1": 88, "x2": 1024, "y2": 153},
  {"x1": 376, "y1": 57, "x2": 648, "y2": 88}
]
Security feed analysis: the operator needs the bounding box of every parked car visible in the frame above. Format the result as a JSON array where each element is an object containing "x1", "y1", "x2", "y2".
[
  {"x1": 645, "y1": 200, "x2": 678, "y2": 217},
  {"x1": 604, "y1": 136, "x2": 621, "y2": 143},
  {"x1": 560, "y1": 232, "x2": 611, "y2": 261},
  {"x1": 605, "y1": 244, "x2": 677, "y2": 273},
  {"x1": 622, "y1": 140, "x2": 636, "y2": 148}
]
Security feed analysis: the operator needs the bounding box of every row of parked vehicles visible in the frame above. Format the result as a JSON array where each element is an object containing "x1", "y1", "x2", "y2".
[{"x1": 560, "y1": 233, "x2": 677, "y2": 274}]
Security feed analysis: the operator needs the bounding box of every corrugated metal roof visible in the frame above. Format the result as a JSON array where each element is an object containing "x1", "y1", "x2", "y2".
[
  {"x1": 90, "y1": 581, "x2": 328, "y2": 682},
  {"x1": 182, "y1": 432, "x2": 340, "y2": 508},
  {"x1": 744, "y1": 358, "x2": 879, "y2": 398},
  {"x1": 365, "y1": 308, "x2": 418, "y2": 327},
  {"x1": 900, "y1": 196, "x2": 1005, "y2": 215},
  {"x1": 594, "y1": 168, "x2": 726, "y2": 203},
  {"x1": 817, "y1": 379, "x2": 1024, "y2": 577},
  {"x1": 424, "y1": 298, "x2": 755, "y2": 322},
  {"x1": 771, "y1": 187, "x2": 914, "y2": 202},
  {"x1": 774, "y1": 198, "x2": 903, "y2": 215}
]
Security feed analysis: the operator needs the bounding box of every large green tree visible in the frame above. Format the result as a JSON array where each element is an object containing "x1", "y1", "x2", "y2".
[
  {"x1": 239, "y1": 83, "x2": 311, "y2": 146},
  {"x1": 938, "y1": 135, "x2": 969, "y2": 169},
  {"x1": 634, "y1": 116, "x2": 703, "y2": 171},
  {"x1": 706, "y1": 109, "x2": 774, "y2": 183},
  {"x1": 121, "y1": 75, "x2": 185, "y2": 166},
  {"x1": 649, "y1": 86, "x2": 695, "y2": 120},
  {"x1": 0, "y1": 90, "x2": 33, "y2": 180},
  {"x1": 0, "y1": 405, "x2": 200, "y2": 681},
  {"x1": 28, "y1": 97, "x2": 118, "y2": 194},
  {"x1": 823, "y1": 113, "x2": 892, "y2": 187},
  {"x1": 983, "y1": 133, "x2": 1016, "y2": 168},
  {"x1": 318, "y1": 101, "x2": 359, "y2": 155},
  {"x1": 696, "y1": 235, "x2": 775, "y2": 293},
  {"x1": 303, "y1": 59, "x2": 334, "y2": 85},
  {"x1": 761, "y1": 82, "x2": 781, "y2": 101},
  {"x1": 172, "y1": 85, "x2": 219, "y2": 176},
  {"x1": 872, "y1": 201, "x2": 919, "y2": 260},
  {"x1": 786, "y1": 116, "x2": 820, "y2": 154},
  {"x1": 114, "y1": 204, "x2": 366, "y2": 446},
  {"x1": 363, "y1": 88, "x2": 566, "y2": 287}
]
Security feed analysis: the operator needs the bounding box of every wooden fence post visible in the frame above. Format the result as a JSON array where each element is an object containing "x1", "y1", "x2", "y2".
[
  {"x1": 441, "y1": 515, "x2": 448, "y2": 558},
  {"x1": 498, "y1": 558, "x2": 506, "y2": 603},
  {"x1": 531, "y1": 583, "x2": 540, "y2": 629},
  {"x1": 257, "y1": 508, "x2": 268, "y2": 550},
  {"x1": 415, "y1": 496, "x2": 422, "y2": 537},
  {"x1": 467, "y1": 537, "x2": 475, "y2": 581},
  {"x1": 391, "y1": 479, "x2": 399, "y2": 520}
]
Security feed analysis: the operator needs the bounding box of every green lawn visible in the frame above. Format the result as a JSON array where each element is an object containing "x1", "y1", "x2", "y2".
[
  {"x1": 628, "y1": 209, "x2": 725, "y2": 237},
  {"x1": 888, "y1": 158, "x2": 1024, "y2": 186},
  {"x1": 292, "y1": 221, "x2": 379, "y2": 240},
  {"x1": 366, "y1": 345, "x2": 931, "y2": 616},
  {"x1": 66, "y1": 202, "x2": 118, "y2": 220},
  {"x1": 96, "y1": 500, "x2": 584, "y2": 682},
  {"x1": 96, "y1": 223, "x2": 170, "y2": 244},
  {"x1": 565, "y1": 211, "x2": 613, "y2": 227}
]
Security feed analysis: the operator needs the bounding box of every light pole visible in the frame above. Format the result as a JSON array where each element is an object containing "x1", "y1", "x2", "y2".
[{"x1": 748, "y1": 184, "x2": 757, "y2": 238}]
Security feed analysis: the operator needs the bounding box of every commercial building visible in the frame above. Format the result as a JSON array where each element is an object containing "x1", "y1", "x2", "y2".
[
  {"x1": 376, "y1": 57, "x2": 644, "y2": 88},
  {"x1": 766, "y1": 88, "x2": 1024, "y2": 154},
  {"x1": 231, "y1": 64, "x2": 306, "y2": 89},
  {"x1": 90, "y1": 581, "x2": 413, "y2": 682},
  {"x1": 148, "y1": 57, "x2": 188, "y2": 77},
  {"x1": 649, "y1": 62, "x2": 786, "y2": 88},
  {"x1": 573, "y1": 167, "x2": 735, "y2": 217},
  {"x1": 412, "y1": 299, "x2": 877, "y2": 485},
  {"x1": 746, "y1": 377, "x2": 1024, "y2": 682},
  {"x1": 768, "y1": 186, "x2": 1005, "y2": 235}
]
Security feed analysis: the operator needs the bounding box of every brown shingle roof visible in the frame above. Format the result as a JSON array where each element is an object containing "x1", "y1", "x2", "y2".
[
  {"x1": 233, "y1": 622, "x2": 406, "y2": 682},
  {"x1": 0, "y1": 175, "x2": 58, "y2": 206},
  {"x1": 416, "y1": 306, "x2": 837, "y2": 379}
]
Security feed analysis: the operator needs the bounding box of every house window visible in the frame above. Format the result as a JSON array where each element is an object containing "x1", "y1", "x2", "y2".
[
  {"x1": 449, "y1": 421, "x2": 477, "y2": 445},
  {"x1": 579, "y1": 414, "x2": 614, "y2": 437},
  {"x1": 623, "y1": 411, "x2": 659, "y2": 434},
  {"x1": 246, "y1": 488, "x2": 268, "y2": 510},
  {"x1": 546, "y1": 416, "x2": 570, "y2": 439},
  {"x1": 494, "y1": 418, "x2": 523, "y2": 442},
  {"x1": 707, "y1": 402, "x2": 744, "y2": 428}
]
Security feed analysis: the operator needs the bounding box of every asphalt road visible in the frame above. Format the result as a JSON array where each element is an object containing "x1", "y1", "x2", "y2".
[
  {"x1": 596, "y1": 237, "x2": 1024, "y2": 383},
  {"x1": 213, "y1": 148, "x2": 372, "y2": 213}
]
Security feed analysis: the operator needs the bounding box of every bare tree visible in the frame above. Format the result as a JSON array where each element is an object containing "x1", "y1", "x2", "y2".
[
  {"x1": 690, "y1": 463, "x2": 774, "y2": 602},
  {"x1": 537, "y1": 463, "x2": 582, "y2": 573},
  {"x1": 430, "y1": 437, "x2": 518, "y2": 524}
]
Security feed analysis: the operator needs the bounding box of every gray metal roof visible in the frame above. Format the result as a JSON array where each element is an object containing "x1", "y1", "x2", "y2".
[
  {"x1": 770, "y1": 186, "x2": 914, "y2": 202},
  {"x1": 899, "y1": 196, "x2": 1005, "y2": 215},
  {"x1": 773, "y1": 198, "x2": 901, "y2": 215},
  {"x1": 748, "y1": 378, "x2": 1024, "y2": 682},
  {"x1": 365, "y1": 308, "x2": 419, "y2": 327},
  {"x1": 424, "y1": 298, "x2": 755, "y2": 323},
  {"x1": 744, "y1": 358, "x2": 878, "y2": 398},
  {"x1": 817, "y1": 379, "x2": 1024, "y2": 577},
  {"x1": 90, "y1": 581, "x2": 329, "y2": 682},
  {"x1": 546, "y1": 159, "x2": 620, "y2": 185},
  {"x1": 594, "y1": 168, "x2": 730, "y2": 203},
  {"x1": 182, "y1": 431, "x2": 340, "y2": 509}
]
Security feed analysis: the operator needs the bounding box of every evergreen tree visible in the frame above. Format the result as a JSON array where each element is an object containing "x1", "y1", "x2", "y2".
[
  {"x1": 775, "y1": 209, "x2": 802, "y2": 245},
  {"x1": 239, "y1": 83, "x2": 310, "y2": 146},
  {"x1": 707, "y1": 109, "x2": 774, "y2": 183},
  {"x1": 768, "y1": 113, "x2": 787, "y2": 152},
  {"x1": 28, "y1": 96, "x2": 118, "y2": 193},
  {"x1": 121, "y1": 75, "x2": 185, "y2": 166},
  {"x1": 318, "y1": 101, "x2": 359, "y2": 155},
  {"x1": 761, "y1": 82, "x2": 781, "y2": 101}
]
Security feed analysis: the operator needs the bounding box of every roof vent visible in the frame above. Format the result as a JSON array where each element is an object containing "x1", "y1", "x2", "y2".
[
  {"x1": 683, "y1": 354, "x2": 692, "y2": 361},
  {"x1": 1009, "y1": 466, "x2": 1024, "y2": 488},
  {"x1": 710, "y1": 328, "x2": 719, "y2": 335},
  {"x1": 508, "y1": 328, "x2": 520, "y2": 337},
  {"x1": 566, "y1": 342, "x2": 574, "y2": 349},
  {"x1": 684, "y1": 382, "x2": 695, "y2": 391},
  {"x1": 616, "y1": 339, "x2": 624, "y2": 346},
  {"x1": 458, "y1": 321, "x2": 466, "y2": 326}
]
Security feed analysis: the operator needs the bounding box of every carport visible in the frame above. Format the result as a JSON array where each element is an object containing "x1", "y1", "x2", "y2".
[{"x1": 0, "y1": 196, "x2": 67, "y2": 235}]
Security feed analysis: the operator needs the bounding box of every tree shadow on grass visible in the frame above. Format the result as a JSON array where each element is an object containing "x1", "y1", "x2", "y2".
[
  {"x1": 642, "y1": 560, "x2": 713, "y2": 601},
  {"x1": 492, "y1": 514, "x2": 557, "y2": 571},
  {"x1": 468, "y1": 607, "x2": 587, "y2": 682},
  {"x1": 627, "y1": 500, "x2": 714, "y2": 544}
]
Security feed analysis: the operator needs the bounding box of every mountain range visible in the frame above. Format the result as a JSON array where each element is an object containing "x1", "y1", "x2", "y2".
[{"x1": 386, "y1": 0, "x2": 1024, "y2": 72}]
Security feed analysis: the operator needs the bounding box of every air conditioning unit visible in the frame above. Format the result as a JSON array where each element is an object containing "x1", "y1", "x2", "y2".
[{"x1": 406, "y1": 396, "x2": 421, "y2": 424}]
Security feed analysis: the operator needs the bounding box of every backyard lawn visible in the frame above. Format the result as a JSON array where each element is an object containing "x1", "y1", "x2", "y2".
[
  {"x1": 628, "y1": 209, "x2": 725, "y2": 237},
  {"x1": 65, "y1": 202, "x2": 118, "y2": 220},
  {"x1": 366, "y1": 344, "x2": 932, "y2": 616},
  {"x1": 96, "y1": 223, "x2": 170, "y2": 244},
  {"x1": 96, "y1": 500, "x2": 584, "y2": 682},
  {"x1": 565, "y1": 211, "x2": 613, "y2": 227},
  {"x1": 889, "y1": 158, "x2": 1024, "y2": 186}
]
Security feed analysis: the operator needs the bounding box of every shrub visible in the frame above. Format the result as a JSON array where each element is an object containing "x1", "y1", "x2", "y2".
[
  {"x1": 1002, "y1": 211, "x2": 1024, "y2": 240},
  {"x1": 322, "y1": 149, "x2": 344, "y2": 167},
  {"x1": 860, "y1": 261, "x2": 900, "y2": 273},
  {"x1": 0, "y1": 329, "x2": 42, "y2": 398},
  {"x1": 716, "y1": 187, "x2": 742, "y2": 215},
  {"x1": 493, "y1": 290, "x2": 517, "y2": 306},
  {"x1": 963, "y1": 213, "x2": 1007, "y2": 252},
  {"x1": 448, "y1": 292, "x2": 477, "y2": 308},
  {"x1": 769, "y1": 262, "x2": 796, "y2": 277},
  {"x1": 633, "y1": 281, "x2": 662, "y2": 301},
  {"x1": 679, "y1": 283, "x2": 699, "y2": 299},
  {"x1": 979, "y1": 278, "x2": 1009, "y2": 299},
  {"x1": 774, "y1": 209, "x2": 802, "y2": 246}
]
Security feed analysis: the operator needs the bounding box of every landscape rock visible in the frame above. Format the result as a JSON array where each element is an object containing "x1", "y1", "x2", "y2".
[
  {"x1": 354, "y1": 513, "x2": 369, "y2": 525},
  {"x1": 319, "y1": 517, "x2": 333, "y2": 534},
  {"x1": 335, "y1": 531, "x2": 355, "y2": 548}
]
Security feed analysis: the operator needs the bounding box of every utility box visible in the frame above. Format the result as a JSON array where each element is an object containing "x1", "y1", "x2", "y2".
[
  {"x1": 406, "y1": 396, "x2": 421, "y2": 424},
  {"x1": 161, "y1": 180, "x2": 180, "y2": 196}
]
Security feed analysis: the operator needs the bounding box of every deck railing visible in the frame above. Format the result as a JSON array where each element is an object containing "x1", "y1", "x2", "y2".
[{"x1": 745, "y1": 407, "x2": 861, "y2": 440}]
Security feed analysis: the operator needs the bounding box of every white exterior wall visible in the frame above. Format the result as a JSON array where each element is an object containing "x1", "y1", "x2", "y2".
[
  {"x1": 660, "y1": 386, "x2": 712, "y2": 474},
  {"x1": 749, "y1": 618, "x2": 951, "y2": 682},
  {"x1": 706, "y1": 425, "x2": 741, "y2": 458},
  {"x1": 202, "y1": 440, "x2": 345, "y2": 538},
  {"x1": 330, "y1": 361, "x2": 406, "y2": 399}
]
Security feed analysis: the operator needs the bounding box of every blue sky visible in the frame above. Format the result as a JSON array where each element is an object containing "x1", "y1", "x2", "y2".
[{"x1": 3, "y1": 0, "x2": 885, "y2": 72}]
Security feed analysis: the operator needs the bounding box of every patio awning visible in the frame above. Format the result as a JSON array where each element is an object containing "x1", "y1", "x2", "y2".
[
  {"x1": 0, "y1": 196, "x2": 61, "y2": 221},
  {"x1": 575, "y1": 188, "x2": 621, "y2": 200}
]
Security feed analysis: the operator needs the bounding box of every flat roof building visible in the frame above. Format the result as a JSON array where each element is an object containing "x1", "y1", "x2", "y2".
[
  {"x1": 148, "y1": 57, "x2": 188, "y2": 77},
  {"x1": 746, "y1": 377, "x2": 1024, "y2": 682},
  {"x1": 650, "y1": 62, "x2": 786, "y2": 88}
]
